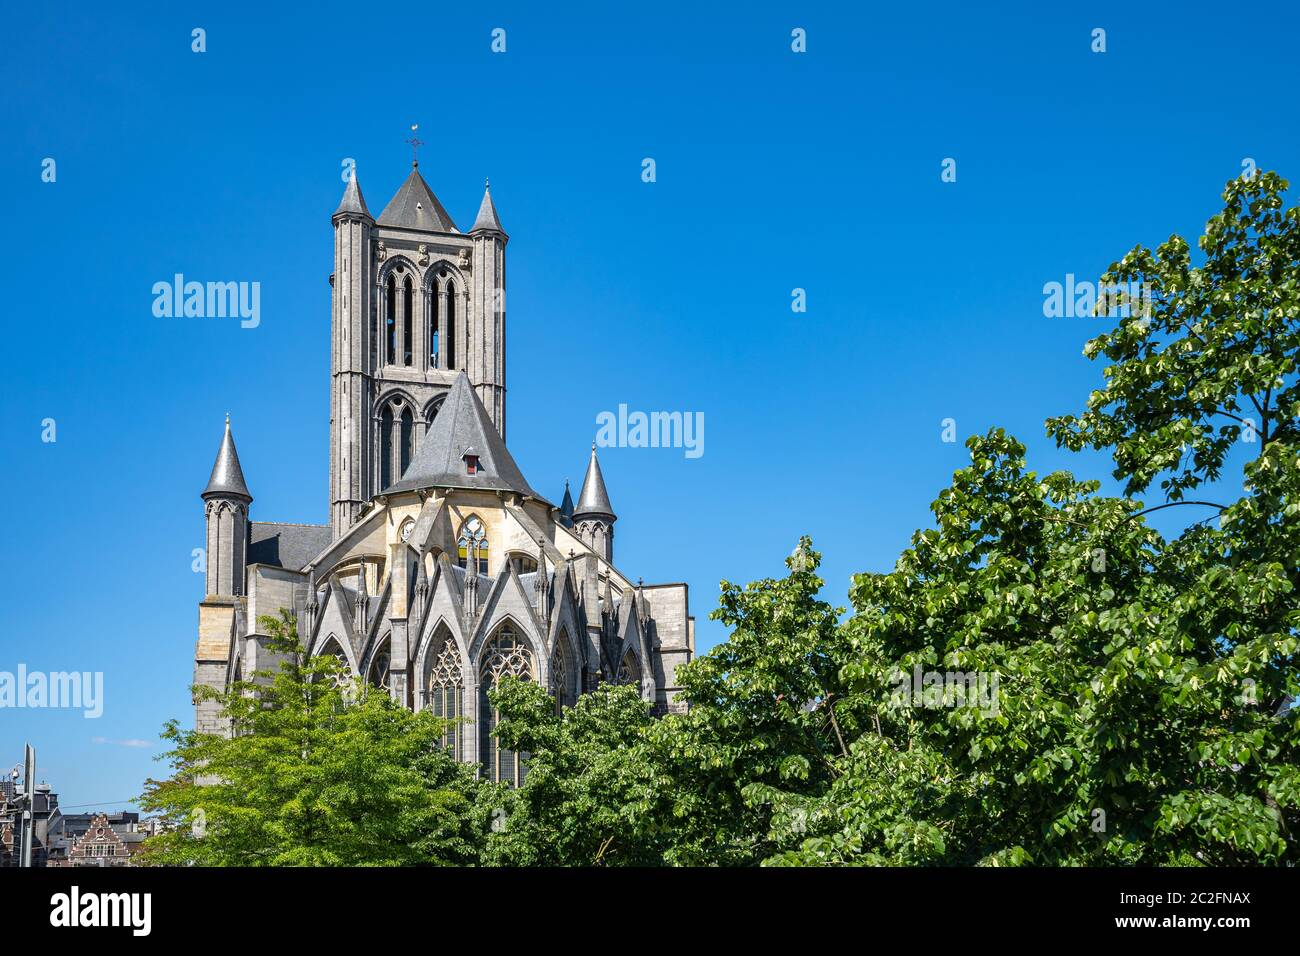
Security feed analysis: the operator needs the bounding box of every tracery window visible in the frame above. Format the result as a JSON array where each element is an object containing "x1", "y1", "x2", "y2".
[
  {"x1": 479, "y1": 623, "x2": 534, "y2": 786},
  {"x1": 318, "y1": 636, "x2": 353, "y2": 693},
  {"x1": 368, "y1": 641, "x2": 391, "y2": 691},
  {"x1": 616, "y1": 651, "x2": 641, "y2": 688},
  {"x1": 457, "y1": 516, "x2": 489, "y2": 575},
  {"x1": 424, "y1": 629, "x2": 463, "y2": 755},
  {"x1": 378, "y1": 398, "x2": 416, "y2": 489},
  {"x1": 550, "y1": 632, "x2": 577, "y2": 715}
]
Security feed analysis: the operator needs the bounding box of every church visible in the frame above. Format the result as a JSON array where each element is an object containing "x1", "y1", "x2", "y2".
[{"x1": 192, "y1": 154, "x2": 693, "y2": 784}]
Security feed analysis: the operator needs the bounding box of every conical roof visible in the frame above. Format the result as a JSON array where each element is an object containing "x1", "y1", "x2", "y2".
[
  {"x1": 559, "y1": 480, "x2": 575, "y2": 527},
  {"x1": 333, "y1": 172, "x2": 371, "y2": 219},
  {"x1": 377, "y1": 167, "x2": 458, "y2": 232},
  {"x1": 470, "y1": 180, "x2": 506, "y2": 235},
  {"x1": 202, "y1": 417, "x2": 252, "y2": 501},
  {"x1": 383, "y1": 372, "x2": 541, "y2": 499},
  {"x1": 574, "y1": 445, "x2": 614, "y2": 519}
]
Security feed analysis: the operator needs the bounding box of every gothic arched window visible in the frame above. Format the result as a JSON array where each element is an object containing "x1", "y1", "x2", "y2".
[
  {"x1": 428, "y1": 282, "x2": 440, "y2": 369},
  {"x1": 616, "y1": 650, "x2": 641, "y2": 688},
  {"x1": 551, "y1": 631, "x2": 577, "y2": 715},
  {"x1": 368, "y1": 640, "x2": 391, "y2": 692},
  {"x1": 402, "y1": 275, "x2": 414, "y2": 366},
  {"x1": 400, "y1": 407, "x2": 414, "y2": 477},
  {"x1": 457, "y1": 516, "x2": 489, "y2": 575},
  {"x1": 385, "y1": 274, "x2": 397, "y2": 366},
  {"x1": 317, "y1": 635, "x2": 354, "y2": 695},
  {"x1": 479, "y1": 623, "x2": 534, "y2": 785},
  {"x1": 380, "y1": 405, "x2": 394, "y2": 489},
  {"x1": 424, "y1": 627, "x2": 463, "y2": 755},
  {"x1": 445, "y1": 281, "x2": 457, "y2": 371}
]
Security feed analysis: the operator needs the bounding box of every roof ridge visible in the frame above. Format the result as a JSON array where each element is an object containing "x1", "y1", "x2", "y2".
[{"x1": 251, "y1": 520, "x2": 329, "y2": 528}]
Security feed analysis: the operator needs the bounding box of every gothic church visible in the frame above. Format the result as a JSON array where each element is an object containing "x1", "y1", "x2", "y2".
[{"x1": 193, "y1": 157, "x2": 693, "y2": 783}]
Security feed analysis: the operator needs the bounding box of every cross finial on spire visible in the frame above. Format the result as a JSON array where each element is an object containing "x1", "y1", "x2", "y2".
[
  {"x1": 225, "y1": 412, "x2": 230, "y2": 426},
  {"x1": 406, "y1": 124, "x2": 424, "y2": 168}
]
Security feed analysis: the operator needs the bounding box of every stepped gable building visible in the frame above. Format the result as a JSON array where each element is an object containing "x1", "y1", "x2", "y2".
[{"x1": 193, "y1": 156, "x2": 693, "y2": 783}]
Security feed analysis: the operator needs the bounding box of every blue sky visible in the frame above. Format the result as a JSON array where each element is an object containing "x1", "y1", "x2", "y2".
[{"x1": 2, "y1": 0, "x2": 1297, "y2": 809}]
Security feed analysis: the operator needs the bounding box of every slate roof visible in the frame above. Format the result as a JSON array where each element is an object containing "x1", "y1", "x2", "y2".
[
  {"x1": 333, "y1": 173, "x2": 371, "y2": 219},
  {"x1": 377, "y1": 167, "x2": 459, "y2": 233},
  {"x1": 559, "y1": 480, "x2": 575, "y2": 526},
  {"x1": 574, "y1": 445, "x2": 615, "y2": 518},
  {"x1": 384, "y1": 372, "x2": 542, "y2": 499},
  {"x1": 470, "y1": 181, "x2": 505, "y2": 234},
  {"x1": 248, "y1": 522, "x2": 333, "y2": 571},
  {"x1": 202, "y1": 418, "x2": 252, "y2": 501}
]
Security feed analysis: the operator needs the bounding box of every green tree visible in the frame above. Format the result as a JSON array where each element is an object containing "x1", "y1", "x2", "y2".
[
  {"x1": 757, "y1": 172, "x2": 1300, "y2": 866},
  {"x1": 1043, "y1": 169, "x2": 1300, "y2": 862},
  {"x1": 648, "y1": 540, "x2": 852, "y2": 865},
  {"x1": 480, "y1": 678, "x2": 663, "y2": 866},
  {"x1": 477, "y1": 543, "x2": 849, "y2": 866},
  {"x1": 140, "y1": 610, "x2": 487, "y2": 866}
]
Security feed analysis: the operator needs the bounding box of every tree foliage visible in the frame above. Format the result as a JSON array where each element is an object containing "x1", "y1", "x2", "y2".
[{"x1": 140, "y1": 611, "x2": 486, "y2": 866}]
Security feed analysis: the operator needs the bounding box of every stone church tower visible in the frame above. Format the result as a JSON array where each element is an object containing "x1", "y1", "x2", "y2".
[
  {"x1": 192, "y1": 154, "x2": 694, "y2": 783},
  {"x1": 330, "y1": 159, "x2": 508, "y2": 537}
]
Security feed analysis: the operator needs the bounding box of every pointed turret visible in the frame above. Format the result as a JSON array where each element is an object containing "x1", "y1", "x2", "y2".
[
  {"x1": 377, "y1": 167, "x2": 458, "y2": 232},
  {"x1": 574, "y1": 445, "x2": 615, "y2": 521},
  {"x1": 559, "y1": 480, "x2": 575, "y2": 528},
  {"x1": 201, "y1": 416, "x2": 251, "y2": 597},
  {"x1": 333, "y1": 171, "x2": 372, "y2": 221},
  {"x1": 202, "y1": 416, "x2": 252, "y2": 503},
  {"x1": 331, "y1": 162, "x2": 376, "y2": 536},
  {"x1": 573, "y1": 444, "x2": 617, "y2": 563},
  {"x1": 469, "y1": 179, "x2": 507, "y2": 238}
]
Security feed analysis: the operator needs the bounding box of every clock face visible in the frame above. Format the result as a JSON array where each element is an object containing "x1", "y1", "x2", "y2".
[{"x1": 399, "y1": 519, "x2": 414, "y2": 542}]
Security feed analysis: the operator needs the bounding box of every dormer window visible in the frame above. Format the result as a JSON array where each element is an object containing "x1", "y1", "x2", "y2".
[{"x1": 463, "y1": 451, "x2": 479, "y2": 475}]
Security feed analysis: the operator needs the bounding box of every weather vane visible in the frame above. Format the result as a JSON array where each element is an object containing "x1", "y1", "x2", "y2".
[{"x1": 406, "y1": 124, "x2": 424, "y2": 168}]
